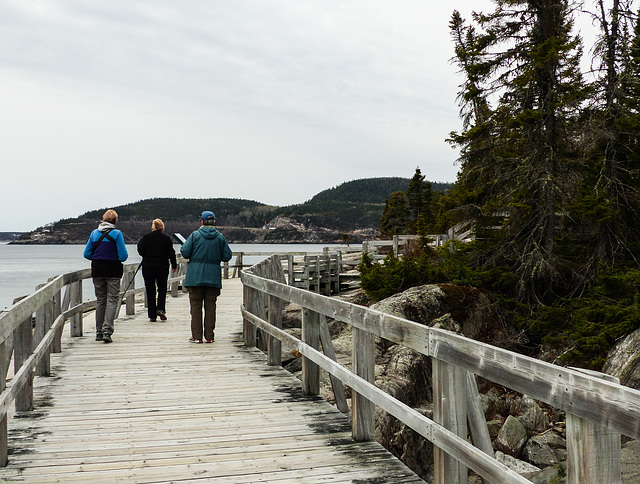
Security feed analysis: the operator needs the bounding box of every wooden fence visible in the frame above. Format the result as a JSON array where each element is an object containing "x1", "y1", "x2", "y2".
[
  {"x1": 0, "y1": 258, "x2": 188, "y2": 466},
  {"x1": 240, "y1": 255, "x2": 640, "y2": 484},
  {"x1": 363, "y1": 223, "x2": 475, "y2": 262}
]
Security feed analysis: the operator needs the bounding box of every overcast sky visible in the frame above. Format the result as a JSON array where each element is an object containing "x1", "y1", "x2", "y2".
[{"x1": 1, "y1": 0, "x2": 598, "y2": 232}]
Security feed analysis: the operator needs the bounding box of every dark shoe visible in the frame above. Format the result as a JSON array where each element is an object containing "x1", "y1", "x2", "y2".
[
  {"x1": 103, "y1": 334, "x2": 113, "y2": 343},
  {"x1": 157, "y1": 310, "x2": 167, "y2": 321},
  {"x1": 150, "y1": 318, "x2": 157, "y2": 322},
  {"x1": 189, "y1": 337, "x2": 203, "y2": 344},
  {"x1": 96, "y1": 333, "x2": 103, "y2": 341}
]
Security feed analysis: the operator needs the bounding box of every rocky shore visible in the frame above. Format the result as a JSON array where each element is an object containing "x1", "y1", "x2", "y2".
[
  {"x1": 276, "y1": 284, "x2": 640, "y2": 483},
  {"x1": 9, "y1": 216, "x2": 376, "y2": 245}
]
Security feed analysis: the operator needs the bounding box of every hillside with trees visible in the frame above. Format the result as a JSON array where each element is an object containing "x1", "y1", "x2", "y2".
[{"x1": 13, "y1": 177, "x2": 452, "y2": 244}]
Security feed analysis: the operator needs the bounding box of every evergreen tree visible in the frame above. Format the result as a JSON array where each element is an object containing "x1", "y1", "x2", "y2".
[
  {"x1": 380, "y1": 191, "x2": 409, "y2": 237},
  {"x1": 579, "y1": 0, "x2": 640, "y2": 266},
  {"x1": 445, "y1": 11, "x2": 497, "y2": 225},
  {"x1": 406, "y1": 168, "x2": 433, "y2": 232},
  {"x1": 448, "y1": 0, "x2": 587, "y2": 301}
]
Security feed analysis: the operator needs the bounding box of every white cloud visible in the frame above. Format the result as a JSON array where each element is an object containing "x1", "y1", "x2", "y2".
[{"x1": 0, "y1": 0, "x2": 508, "y2": 231}]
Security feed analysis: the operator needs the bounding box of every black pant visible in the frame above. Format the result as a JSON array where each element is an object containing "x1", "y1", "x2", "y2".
[{"x1": 142, "y1": 266, "x2": 169, "y2": 320}]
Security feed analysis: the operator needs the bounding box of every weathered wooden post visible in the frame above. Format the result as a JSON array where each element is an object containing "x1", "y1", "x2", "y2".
[
  {"x1": 234, "y1": 253, "x2": 244, "y2": 279},
  {"x1": 14, "y1": 312, "x2": 33, "y2": 412},
  {"x1": 170, "y1": 262, "x2": 186, "y2": 297},
  {"x1": 52, "y1": 288, "x2": 62, "y2": 353},
  {"x1": 124, "y1": 270, "x2": 135, "y2": 316},
  {"x1": 287, "y1": 255, "x2": 294, "y2": 285},
  {"x1": 352, "y1": 326, "x2": 375, "y2": 441},
  {"x1": 35, "y1": 294, "x2": 53, "y2": 376},
  {"x1": 70, "y1": 280, "x2": 83, "y2": 337},
  {"x1": 242, "y1": 282, "x2": 256, "y2": 347},
  {"x1": 301, "y1": 309, "x2": 320, "y2": 395},
  {"x1": 318, "y1": 314, "x2": 349, "y2": 413},
  {"x1": 267, "y1": 291, "x2": 282, "y2": 366},
  {"x1": 566, "y1": 369, "x2": 621, "y2": 484},
  {"x1": 393, "y1": 235, "x2": 399, "y2": 257},
  {"x1": 466, "y1": 372, "x2": 494, "y2": 484},
  {"x1": 0, "y1": 338, "x2": 8, "y2": 466},
  {"x1": 223, "y1": 260, "x2": 229, "y2": 280},
  {"x1": 266, "y1": 257, "x2": 284, "y2": 366},
  {"x1": 432, "y1": 358, "x2": 468, "y2": 484}
]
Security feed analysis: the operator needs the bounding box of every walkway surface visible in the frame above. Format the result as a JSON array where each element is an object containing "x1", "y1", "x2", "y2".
[{"x1": 0, "y1": 278, "x2": 424, "y2": 483}]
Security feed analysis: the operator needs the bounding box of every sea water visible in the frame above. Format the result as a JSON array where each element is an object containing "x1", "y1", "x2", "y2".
[{"x1": 0, "y1": 242, "x2": 357, "y2": 310}]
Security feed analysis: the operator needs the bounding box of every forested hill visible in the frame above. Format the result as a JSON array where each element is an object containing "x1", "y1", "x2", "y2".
[
  {"x1": 14, "y1": 177, "x2": 452, "y2": 244},
  {"x1": 306, "y1": 178, "x2": 452, "y2": 205}
]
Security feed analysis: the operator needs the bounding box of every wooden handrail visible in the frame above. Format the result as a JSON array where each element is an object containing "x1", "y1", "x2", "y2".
[
  {"x1": 0, "y1": 257, "x2": 189, "y2": 465},
  {"x1": 241, "y1": 255, "x2": 639, "y2": 483}
]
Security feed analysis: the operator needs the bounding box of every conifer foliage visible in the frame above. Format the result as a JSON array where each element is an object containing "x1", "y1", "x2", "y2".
[
  {"x1": 380, "y1": 168, "x2": 435, "y2": 237},
  {"x1": 581, "y1": 0, "x2": 640, "y2": 265},
  {"x1": 446, "y1": 0, "x2": 640, "y2": 302}
]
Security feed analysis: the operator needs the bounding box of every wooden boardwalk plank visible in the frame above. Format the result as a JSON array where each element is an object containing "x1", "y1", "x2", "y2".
[{"x1": 0, "y1": 278, "x2": 424, "y2": 483}]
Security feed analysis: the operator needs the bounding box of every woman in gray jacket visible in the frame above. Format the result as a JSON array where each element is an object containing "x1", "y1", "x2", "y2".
[{"x1": 180, "y1": 211, "x2": 232, "y2": 343}]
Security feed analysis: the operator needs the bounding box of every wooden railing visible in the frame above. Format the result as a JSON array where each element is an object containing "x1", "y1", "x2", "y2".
[
  {"x1": 240, "y1": 255, "x2": 640, "y2": 484},
  {"x1": 363, "y1": 223, "x2": 476, "y2": 262},
  {"x1": 0, "y1": 258, "x2": 188, "y2": 465}
]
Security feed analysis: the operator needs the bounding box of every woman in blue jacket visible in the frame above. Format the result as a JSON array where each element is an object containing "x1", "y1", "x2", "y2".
[
  {"x1": 180, "y1": 211, "x2": 232, "y2": 343},
  {"x1": 83, "y1": 209, "x2": 128, "y2": 343}
]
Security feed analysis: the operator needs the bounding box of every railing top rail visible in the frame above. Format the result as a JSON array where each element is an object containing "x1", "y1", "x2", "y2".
[
  {"x1": 0, "y1": 274, "x2": 65, "y2": 344},
  {"x1": 0, "y1": 260, "x2": 156, "y2": 345}
]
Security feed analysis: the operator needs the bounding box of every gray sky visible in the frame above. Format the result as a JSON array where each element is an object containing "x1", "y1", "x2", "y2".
[{"x1": 0, "y1": 1, "x2": 595, "y2": 232}]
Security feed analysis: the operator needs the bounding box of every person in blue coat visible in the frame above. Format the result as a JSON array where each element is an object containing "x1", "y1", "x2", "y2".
[
  {"x1": 180, "y1": 211, "x2": 232, "y2": 343},
  {"x1": 83, "y1": 209, "x2": 129, "y2": 343}
]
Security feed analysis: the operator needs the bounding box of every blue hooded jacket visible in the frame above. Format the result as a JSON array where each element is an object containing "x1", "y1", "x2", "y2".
[
  {"x1": 83, "y1": 222, "x2": 129, "y2": 278},
  {"x1": 180, "y1": 226, "x2": 232, "y2": 288}
]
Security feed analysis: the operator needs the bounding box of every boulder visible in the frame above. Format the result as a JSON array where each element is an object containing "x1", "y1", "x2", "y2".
[
  {"x1": 370, "y1": 284, "x2": 446, "y2": 323},
  {"x1": 517, "y1": 396, "x2": 550, "y2": 434},
  {"x1": 522, "y1": 435, "x2": 561, "y2": 468},
  {"x1": 530, "y1": 462, "x2": 567, "y2": 484},
  {"x1": 534, "y1": 430, "x2": 566, "y2": 449},
  {"x1": 430, "y1": 312, "x2": 461, "y2": 333},
  {"x1": 494, "y1": 415, "x2": 529, "y2": 458},
  {"x1": 603, "y1": 327, "x2": 640, "y2": 390},
  {"x1": 376, "y1": 405, "x2": 434, "y2": 479},
  {"x1": 495, "y1": 451, "x2": 542, "y2": 479}
]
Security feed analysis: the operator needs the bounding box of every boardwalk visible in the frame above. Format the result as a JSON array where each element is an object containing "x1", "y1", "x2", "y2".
[{"x1": 0, "y1": 278, "x2": 424, "y2": 483}]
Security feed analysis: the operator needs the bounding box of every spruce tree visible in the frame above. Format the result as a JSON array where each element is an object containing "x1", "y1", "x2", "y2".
[
  {"x1": 406, "y1": 168, "x2": 433, "y2": 232},
  {"x1": 448, "y1": 0, "x2": 587, "y2": 301},
  {"x1": 380, "y1": 191, "x2": 410, "y2": 237},
  {"x1": 579, "y1": 0, "x2": 640, "y2": 266}
]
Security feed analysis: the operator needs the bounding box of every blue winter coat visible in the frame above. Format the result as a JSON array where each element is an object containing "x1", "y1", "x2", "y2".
[{"x1": 180, "y1": 226, "x2": 232, "y2": 288}]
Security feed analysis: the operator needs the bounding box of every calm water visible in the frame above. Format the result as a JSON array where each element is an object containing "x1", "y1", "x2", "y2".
[{"x1": 0, "y1": 242, "x2": 357, "y2": 311}]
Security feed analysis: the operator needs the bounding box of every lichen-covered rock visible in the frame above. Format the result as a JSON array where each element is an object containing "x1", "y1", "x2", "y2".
[
  {"x1": 376, "y1": 405, "x2": 434, "y2": 479},
  {"x1": 523, "y1": 435, "x2": 561, "y2": 468},
  {"x1": 495, "y1": 451, "x2": 542, "y2": 478},
  {"x1": 494, "y1": 415, "x2": 529, "y2": 458},
  {"x1": 603, "y1": 327, "x2": 640, "y2": 390},
  {"x1": 517, "y1": 396, "x2": 550, "y2": 434},
  {"x1": 530, "y1": 462, "x2": 566, "y2": 484},
  {"x1": 370, "y1": 284, "x2": 446, "y2": 323}
]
